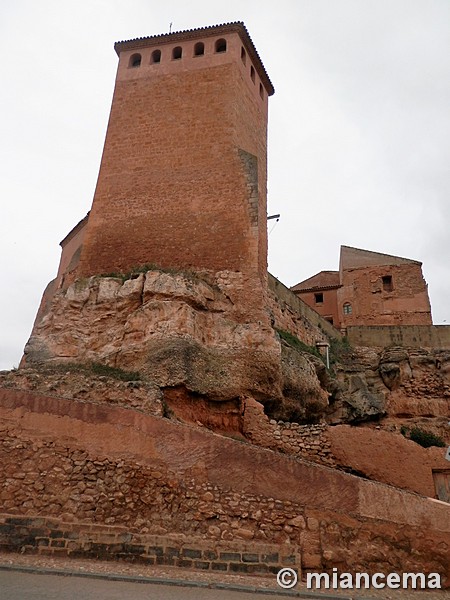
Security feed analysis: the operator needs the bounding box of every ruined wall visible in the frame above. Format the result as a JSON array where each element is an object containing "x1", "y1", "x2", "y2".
[
  {"x1": 338, "y1": 263, "x2": 432, "y2": 327},
  {"x1": 242, "y1": 397, "x2": 448, "y2": 498},
  {"x1": 0, "y1": 389, "x2": 448, "y2": 581},
  {"x1": 347, "y1": 325, "x2": 450, "y2": 349},
  {"x1": 57, "y1": 215, "x2": 89, "y2": 285}
]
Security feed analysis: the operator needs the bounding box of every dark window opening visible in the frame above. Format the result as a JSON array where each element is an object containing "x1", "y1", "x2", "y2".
[
  {"x1": 250, "y1": 66, "x2": 255, "y2": 83},
  {"x1": 172, "y1": 46, "x2": 182, "y2": 60},
  {"x1": 194, "y1": 42, "x2": 204, "y2": 56},
  {"x1": 241, "y1": 47, "x2": 246, "y2": 64},
  {"x1": 259, "y1": 83, "x2": 264, "y2": 99},
  {"x1": 382, "y1": 275, "x2": 393, "y2": 292},
  {"x1": 314, "y1": 293, "x2": 324, "y2": 304},
  {"x1": 151, "y1": 49, "x2": 161, "y2": 64},
  {"x1": 129, "y1": 53, "x2": 141, "y2": 68},
  {"x1": 343, "y1": 303, "x2": 352, "y2": 315},
  {"x1": 215, "y1": 38, "x2": 227, "y2": 53},
  {"x1": 325, "y1": 316, "x2": 334, "y2": 325}
]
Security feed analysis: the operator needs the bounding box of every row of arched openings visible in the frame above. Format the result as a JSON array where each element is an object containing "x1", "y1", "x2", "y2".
[
  {"x1": 129, "y1": 38, "x2": 227, "y2": 68},
  {"x1": 128, "y1": 39, "x2": 265, "y2": 100}
]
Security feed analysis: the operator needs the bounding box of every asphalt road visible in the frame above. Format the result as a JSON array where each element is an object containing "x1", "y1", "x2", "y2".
[{"x1": 0, "y1": 570, "x2": 300, "y2": 600}]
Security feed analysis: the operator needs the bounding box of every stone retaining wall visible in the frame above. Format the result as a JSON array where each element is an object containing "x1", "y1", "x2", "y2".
[
  {"x1": 0, "y1": 389, "x2": 449, "y2": 582},
  {"x1": 242, "y1": 397, "x2": 335, "y2": 467},
  {"x1": 347, "y1": 325, "x2": 450, "y2": 349},
  {"x1": 0, "y1": 514, "x2": 297, "y2": 575}
]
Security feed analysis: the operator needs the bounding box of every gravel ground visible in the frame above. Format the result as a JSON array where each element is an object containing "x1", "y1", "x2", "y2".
[{"x1": 0, "y1": 552, "x2": 448, "y2": 599}]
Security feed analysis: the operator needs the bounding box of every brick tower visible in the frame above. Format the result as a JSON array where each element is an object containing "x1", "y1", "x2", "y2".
[{"x1": 77, "y1": 23, "x2": 274, "y2": 291}]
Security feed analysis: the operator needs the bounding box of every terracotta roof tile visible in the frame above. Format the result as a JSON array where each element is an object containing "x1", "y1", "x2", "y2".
[{"x1": 291, "y1": 271, "x2": 340, "y2": 292}]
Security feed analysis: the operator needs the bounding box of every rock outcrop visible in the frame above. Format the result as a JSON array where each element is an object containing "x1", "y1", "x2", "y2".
[
  {"x1": 327, "y1": 345, "x2": 449, "y2": 442},
  {"x1": 21, "y1": 269, "x2": 333, "y2": 426},
  {"x1": 20, "y1": 269, "x2": 450, "y2": 441}
]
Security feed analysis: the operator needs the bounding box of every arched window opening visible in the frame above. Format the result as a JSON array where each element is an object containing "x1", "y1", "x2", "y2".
[
  {"x1": 250, "y1": 65, "x2": 255, "y2": 83},
  {"x1": 151, "y1": 49, "x2": 161, "y2": 64},
  {"x1": 259, "y1": 83, "x2": 264, "y2": 99},
  {"x1": 194, "y1": 42, "x2": 205, "y2": 56},
  {"x1": 215, "y1": 38, "x2": 227, "y2": 53},
  {"x1": 343, "y1": 303, "x2": 352, "y2": 315},
  {"x1": 129, "y1": 53, "x2": 142, "y2": 68},
  {"x1": 241, "y1": 47, "x2": 246, "y2": 64},
  {"x1": 172, "y1": 46, "x2": 182, "y2": 60}
]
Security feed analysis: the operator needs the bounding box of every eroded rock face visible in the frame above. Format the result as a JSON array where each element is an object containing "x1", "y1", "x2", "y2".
[
  {"x1": 265, "y1": 345, "x2": 330, "y2": 422},
  {"x1": 379, "y1": 347, "x2": 450, "y2": 441},
  {"x1": 20, "y1": 270, "x2": 450, "y2": 436},
  {"x1": 328, "y1": 345, "x2": 450, "y2": 440},
  {"x1": 21, "y1": 271, "x2": 329, "y2": 419},
  {"x1": 327, "y1": 347, "x2": 388, "y2": 423}
]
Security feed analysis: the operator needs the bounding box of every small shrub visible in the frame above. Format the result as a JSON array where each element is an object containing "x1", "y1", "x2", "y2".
[
  {"x1": 275, "y1": 329, "x2": 322, "y2": 360},
  {"x1": 329, "y1": 336, "x2": 352, "y2": 365},
  {"x1": 89, "y1": 362, "x2": 141, "y2": 381},
  {"x1": 404, "y1": 426, "x2": 445, "y2": 448}
]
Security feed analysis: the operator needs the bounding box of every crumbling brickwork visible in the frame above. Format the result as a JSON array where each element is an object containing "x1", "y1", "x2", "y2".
[
  {"x1": 292, "y1": 246, "x2": 433, "y2": 330},
  {"x1": 338, "y1": 262, "x2": 432, "y2": 327}
]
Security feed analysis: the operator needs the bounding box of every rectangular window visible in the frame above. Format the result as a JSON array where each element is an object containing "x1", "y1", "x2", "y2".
[
  {"x1": 382, "y1": 275, "x2": 393, "y2": 292},
  {"x1": 314, "y1": 292, "x2": 324, "y2": 304}
]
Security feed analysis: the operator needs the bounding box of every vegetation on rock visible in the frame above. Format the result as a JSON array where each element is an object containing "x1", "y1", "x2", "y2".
[{"x1": 401, "y1": 425, "x2": 445, "y2": 448}]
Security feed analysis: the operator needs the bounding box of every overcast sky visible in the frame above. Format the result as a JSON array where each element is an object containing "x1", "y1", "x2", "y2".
[{"x1": 1, "y1": 0, "x2": 449, "y2": 369}]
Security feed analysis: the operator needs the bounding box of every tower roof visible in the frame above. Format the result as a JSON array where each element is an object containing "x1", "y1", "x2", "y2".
[{"x1": 114, "y1": 21, "x2": 274, "y2": 96}]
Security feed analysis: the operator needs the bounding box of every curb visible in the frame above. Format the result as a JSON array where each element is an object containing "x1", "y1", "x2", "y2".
[{"x1": 0, "y1": 563, "x2": 377, "y2": 599}]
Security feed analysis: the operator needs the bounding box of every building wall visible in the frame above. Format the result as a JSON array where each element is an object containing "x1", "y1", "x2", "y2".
[
  {"x1": 338, "y1": 263, "x2": 433, "y2": 327},
  {"x1": 292, "y1": 288, "x2": 340, "y2": 328},
  {"x1": 77, "y1": 31, "x2": 270, "y2": 298},
  {"x1": 56, "y1": 216, "x2": 88, "y2": 286}
]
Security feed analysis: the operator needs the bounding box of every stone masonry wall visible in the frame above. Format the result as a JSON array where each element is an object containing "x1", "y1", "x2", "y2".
[
  {"x1": 347, "y1": 325, "x2": 450, "y2": 349},
  {"x1": 242, "y1": 397, "x2": 335, "y2": 467},
  {"x1": 338, "y1": 262, "x2": 432, "y2": 327},
  {"x1": 78, "y1": 44, "x2": 269, "y2": 286},
  {"x1": 0, "y1": 515, "x2": 297, "y2": 576},
  {"x1": 0, "y1": 390, "x2": 448, "y2": 582}
]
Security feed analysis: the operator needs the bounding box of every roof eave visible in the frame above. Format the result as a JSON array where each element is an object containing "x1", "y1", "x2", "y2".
[{"x1": 114, "y1": 22, "x2": 274, "y2": 96}]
